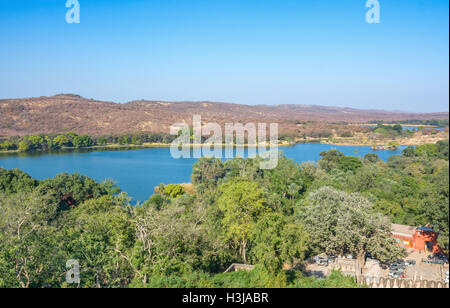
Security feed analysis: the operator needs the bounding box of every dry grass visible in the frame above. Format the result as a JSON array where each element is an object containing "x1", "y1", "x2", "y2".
[{"x1": 1, "y1": 94, "x2": 447, "y2": 138}]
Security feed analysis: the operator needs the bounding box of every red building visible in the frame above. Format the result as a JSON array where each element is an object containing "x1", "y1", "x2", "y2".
[{"x1": 392, "y1": 224, "x2": 443, "y2": 253}]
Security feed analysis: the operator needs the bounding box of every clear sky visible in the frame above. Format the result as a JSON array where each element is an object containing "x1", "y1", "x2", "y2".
[{"x1": 0, "y1": 0, "x2": 448, "y2": 112}]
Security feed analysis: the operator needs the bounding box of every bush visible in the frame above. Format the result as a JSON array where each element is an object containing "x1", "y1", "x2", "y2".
[{"x1": 163, "y1": 184, "x2": 185, "y2": 199}]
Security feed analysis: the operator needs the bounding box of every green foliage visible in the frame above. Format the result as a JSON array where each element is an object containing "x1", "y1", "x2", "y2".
[
  {"x1": 36, "y1": 172, "x2": 109, "y2": 210},
  {"x1": 0, "y1": 168, "x2": 38, "y2": 194},
  {"x1": 421, "y1": 165, "x2": 449, "y2": 250},
  {"x1": 53, "y1": 135, "x2": 71, "y2": 148},
  {"x1": 318, "y1": 150, "x2": 362, "y2": 173},
  {"x1": 0, "y1": 140, "x2": 17, "y2": 151},
  {"x1": 251, "y1": 213, "x2": 309, "y2": 272},
  {"x1": 318, "y1": 150, "x2": 344, "y2": 172},
  {"x1": 211, "y1": 265, "x2": 287, "y2": 288},
  {"x1": 372, "y1": 124, "x2": 411, "y2": 139},
  {"x1": 191, "y1": 157, "x2": 225, "y2": 191},
  {"x1": 72, "y1": 135, "x2": 94, "y2": 148},
  {"x1": 131, "y1": 136, "x2": 142, "y2": 145},
  {"x1": 0, "y1": 192, "x2": 63, "y2": 288},
  {"x1": 62, "y1": 195, "x2": 134, "y2": 288},
  {"x1": 416, "y1": 144, "x2": 439, "y2": 158},
  {"x1": 18, "y1": 140, "x2": 31, "y2": 152},
  {"x1": 0, "y1": 141, "x2": 447, "y2": 288},
  {"x1": 260, "y1": 155, "x2": 305, "y2": 214},
  {"x1": 26, "y1": 135, "x2": 45, "y2": 149},
  {"x1": 299, "y1": 187, "x2": 405, "y2": 265},
  {"x1": 436, "y1": 140, "x2": 449, "y2": 160},
  {"x1": 217, "y1": 179, "x2": 270, "y2": 264},
  {"x1": 163, "y1": 184, "x2": 185, "y2": 199},
  {"x1": 337, "y1": 156, "x2": 363, "y2": 172},
  {"x1": 145, "y1": 193, "x2": 165, "y2": 210},
  {"x1": 402, "y1": 146, "x2": 417, "y2": 158},
  {"x1": 96, "y1": 137, "x2": 108, "y2": 146},
  {"x1": 364, "y1": 153, "x2": 380, "y2": 163},
  {"x1": 291, "y1": 270, "x2": 364, "y2": 288}
]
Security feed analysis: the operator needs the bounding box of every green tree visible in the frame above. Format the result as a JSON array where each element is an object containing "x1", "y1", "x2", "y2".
[
  {"x1": 402, "y1": 146, "x2": 417, "y2": 158},
  {"x1": 0, "y1": 140, "x2": 16, "y2": 151},
  {"x1": 393, "y1": 124, "x2": 403, "y2": 134},
  {"x1": 364, "y1": 153, "x2": 380, "y2": 163},
  {"x1": 145, "y1": 194, "x2": 165, "y2": 210},
  {"x1": 131, "y1": 136, "x2": 142, "y2": 145},
  {"x1": 0, "y1": 192, "x2": 63, "y2": 288},
  {"x1": 416, "y1": 144, "x2": 439, "y2": 158},
  {"x1": 96, "y1": 137, "x2": 108, "y2": 146},
  {"x1": 26, "y1": 135, "x2": 45, "y2": 150},
  {"x1": 318, "y1": 150, "x2": 344, "y2": 172},
  {"x1": 53, "y1": 135, "x2": 71, "y2": 148},
  {"x1": 0, "y1": 168, "x2": 38, "y2": 194},
  {"x1": 36, "y1": 172, "x2": 109, "y2": 211},
  {"x1": 191, "y1": 157, "x2": 225, "y2": 190},
  {"x1": 287, "y1": 183, "x2": 302, "y2": 208},
  {"x1": 72, "y1": 135, "x2": 94, "y2": 148},
  {"x1": 300, "y1": 187, "x2": 405, "y2": 269},
  {"x1": 251, "y1": 213, "x2": 309, "y2": 272},
  {"x1": 436, "y1": 140, "x2": 449, "y2": 160},
  {"x1": 62, "y1": 195, "x2": 135, "y2": 288},
  {"x1": 163, "y1": 184, "x2": 185, "y2": 199},
  {"x1": 337, "y1": 156, "x2": 363, "y2": 172},
  {"x1": 128, "y1": 202, "x2": 227, "y2": 286},
  {"x1": 216, "y1": 180, "x2": 270, "y2": 264},
  {"x1": 18, "y1": 141, "x2": 31, "y2": 152},
  {"x1": 422, "y1": 166, "x2": 449, "y2": 250}
]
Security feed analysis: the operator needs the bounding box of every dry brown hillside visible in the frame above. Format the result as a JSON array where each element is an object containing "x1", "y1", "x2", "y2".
[{"x1": 0, "y1": 94, "x2": 448, "y2": 138}]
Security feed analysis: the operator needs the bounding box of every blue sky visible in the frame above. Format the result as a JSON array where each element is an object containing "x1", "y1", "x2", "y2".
[{"x1": 0, "y1": 0, "x2": 448, "y2": 112}]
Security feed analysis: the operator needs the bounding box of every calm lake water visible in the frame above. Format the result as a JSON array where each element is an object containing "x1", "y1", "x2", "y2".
[
  {"x1": 0, "y1": 143, "x2": 406, "y2": 203},
  {"x1": 362, "y1": 125, "x2": 445, "y2": 132},
  {"x1": 402, "y1": 126, "x2": 445, "y2": 132}
]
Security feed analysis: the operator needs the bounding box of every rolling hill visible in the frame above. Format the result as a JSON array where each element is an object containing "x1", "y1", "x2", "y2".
[{"x1": 0, "y1": 94, "x2": 448, "y2": 138}]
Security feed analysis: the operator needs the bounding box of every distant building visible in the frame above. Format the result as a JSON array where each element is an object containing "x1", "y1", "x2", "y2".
[{"x1": 392, "y1": 224, "x2": 442, "y2": 253}]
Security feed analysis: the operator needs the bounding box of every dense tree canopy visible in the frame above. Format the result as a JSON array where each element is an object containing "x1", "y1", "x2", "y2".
[
  {"x1": 299, "y1": 187, "x2": 405, "y2": 267},
  {"x1": 0, "y1": 140, "x2": 448, "y2": 288}
]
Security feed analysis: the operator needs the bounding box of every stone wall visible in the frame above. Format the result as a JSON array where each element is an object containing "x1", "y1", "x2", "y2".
[
  {"x1": 329, "y1": 258, "x2": 360, "y2": 277},
  {"x1": 357, "y1": 276, "x2": 449, "y2": 288},
  {"x1": 329, "y1": 258, "x2": 448, "y2": 288}
]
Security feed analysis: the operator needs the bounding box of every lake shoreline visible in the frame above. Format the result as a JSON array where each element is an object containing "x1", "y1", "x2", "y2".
[
  {"x1": 0, "y1": 141, "x2": 295, "y2": 155},
  {"x1": 1, "y1": 134, "x2": 448, "y2": 155},
  {"x1": 0, "y1": 142, "x2": 410, "y2": 202}
]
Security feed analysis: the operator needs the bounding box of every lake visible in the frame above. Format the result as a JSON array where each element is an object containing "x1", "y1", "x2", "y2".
[
  {"x1": 361, "y1": 124, "x2": 446, "y2": 132},
  {"x1": 0, "y1": 143, "x2": 406, "y2": 203},
  {"x1": 402, "y1": 126, "x2": 445, "y2": 132}
]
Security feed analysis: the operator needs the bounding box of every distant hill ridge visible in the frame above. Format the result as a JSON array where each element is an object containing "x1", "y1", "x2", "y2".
[{"x1": 0, "y1": 94, "x2": 448, "y2": 137}]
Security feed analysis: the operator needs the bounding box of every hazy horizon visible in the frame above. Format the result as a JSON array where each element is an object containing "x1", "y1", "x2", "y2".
[
  {"x1": 2, "y1": 92, "x2": 449, "y2": 115},
  {"x1": 0, "y1": 0, "x2": 448, "y2": 113}
]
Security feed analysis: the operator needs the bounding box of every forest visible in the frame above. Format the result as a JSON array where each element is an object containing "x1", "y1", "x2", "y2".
[
  {"x1": 0, "y1": 132, "x2": 178, "y2": 152},
  {"x1": 1, "y1": 122, "x2": 447, "y2": 154},
  {"x1": 0, "y1": 140, "x2": 448, "y2": 288}
]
